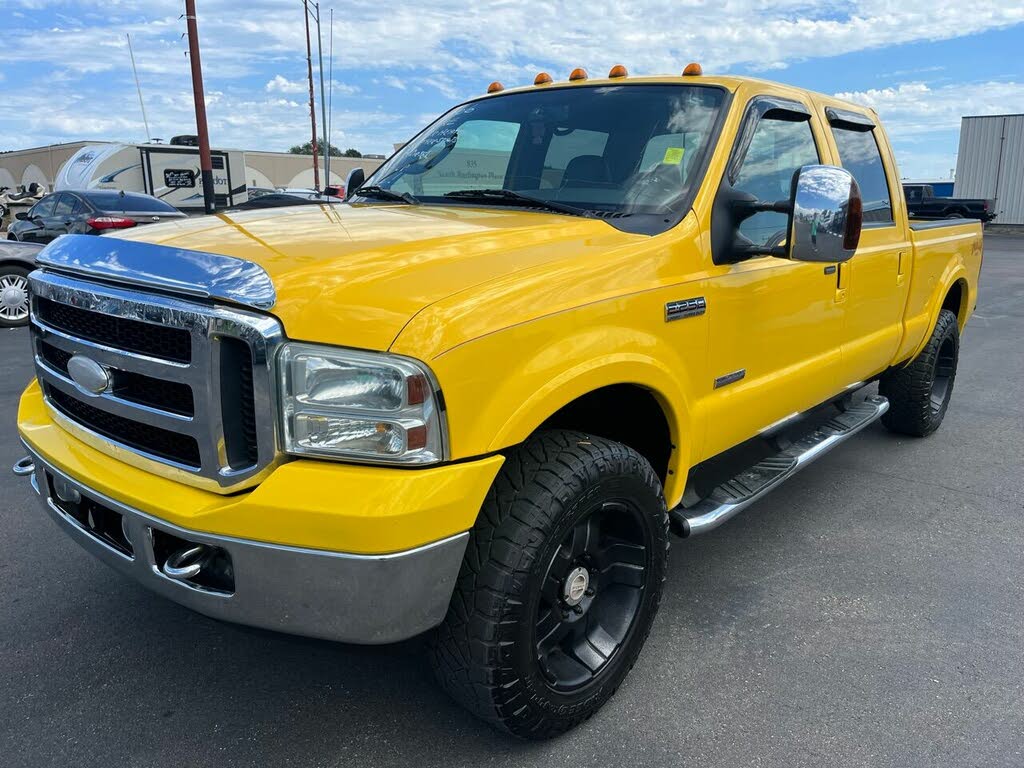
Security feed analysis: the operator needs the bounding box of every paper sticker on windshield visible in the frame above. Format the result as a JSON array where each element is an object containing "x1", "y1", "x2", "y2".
[{"x1": 663, "y1": 147, "x2": 685, "y2": 165}]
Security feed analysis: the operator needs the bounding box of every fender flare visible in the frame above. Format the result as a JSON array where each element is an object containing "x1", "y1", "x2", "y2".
[
  {"x1": 487, "y1": 353, "x2": 693, "y2": 505},
  {"x1": 907, "y1": 265, "x2": 971, "y2": 362}
]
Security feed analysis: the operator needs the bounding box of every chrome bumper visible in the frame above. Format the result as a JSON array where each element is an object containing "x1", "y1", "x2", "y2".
[{"x1": 17, "y1": 446, "x2": 468, "y2": 644}]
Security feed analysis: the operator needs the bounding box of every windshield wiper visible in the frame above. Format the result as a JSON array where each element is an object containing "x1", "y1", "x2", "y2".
[
  {"x1": 443, "y1": 189, "x2": 592, "y2": 218},
  {"x1": 352, "y1": 186, "x2": 418, "y2": 204}
]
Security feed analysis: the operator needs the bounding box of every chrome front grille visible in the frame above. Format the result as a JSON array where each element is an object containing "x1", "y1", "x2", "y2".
[{"x1": 29, "y1": 270, "x2": 284, "y2": 494}]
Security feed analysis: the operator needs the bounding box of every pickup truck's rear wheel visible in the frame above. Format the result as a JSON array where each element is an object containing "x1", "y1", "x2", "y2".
[
  {"x1": 880, "y1": 308, "x2": 960, "y2": 437},
  {"x1": 429, "y1": 430, "x2": 668, "y2": 739}
]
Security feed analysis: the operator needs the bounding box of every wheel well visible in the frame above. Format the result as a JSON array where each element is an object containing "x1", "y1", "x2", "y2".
[
  {"x1": 941, "y1": 279, "x2": 967, "y2": 325},
  {"x1": 539, "y1": 384, "x2": 672, "y2": 483}
]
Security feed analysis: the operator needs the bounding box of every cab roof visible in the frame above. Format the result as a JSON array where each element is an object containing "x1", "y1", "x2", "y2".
[{"x1": 471, "y1": 72, "x2": 875, "y2": 117}]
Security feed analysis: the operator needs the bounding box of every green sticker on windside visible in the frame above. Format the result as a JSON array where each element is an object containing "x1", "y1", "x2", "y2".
[{"x1": 663, "y1": 147, "x2": 685, "y2": 165}]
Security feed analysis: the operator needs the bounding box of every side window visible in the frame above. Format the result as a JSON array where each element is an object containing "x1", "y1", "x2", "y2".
[
  {"x1": 30, "y1": 196, "x2": 57, "y2": 218},
  {"x1": 733, "y1": 116, "x2": 820, "y2": 247},
  {"x1": 53, "y1": 194, "x2": 77, "y2": 217},
  {"x1": 905, "y1": 186, "x2": 921, "y2": 202},
  {"x1": 542, "y1": 129, "x2": 609, "y2": 188},
  {"x1": 390, "y1": 119, "x2": 521, "y2": 197},
  {"x1": 832, "y1": 127, "x2": 893, "y2": 224}
]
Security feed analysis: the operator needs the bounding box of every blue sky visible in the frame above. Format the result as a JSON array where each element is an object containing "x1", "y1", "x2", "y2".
[{"x1": 1, "y1": 1, "x2": 1022, "y2": 179}]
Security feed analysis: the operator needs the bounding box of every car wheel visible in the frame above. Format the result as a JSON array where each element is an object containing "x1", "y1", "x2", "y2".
[
  {"x1": 879, "y1": 309, "x2": 959, "y2": 437},
  {"x1": 430, "y1": 429, "x2": 669, "y2": 739},
  {"x1": 0, "y1": 265, "x2": 32, "y2": 328}
]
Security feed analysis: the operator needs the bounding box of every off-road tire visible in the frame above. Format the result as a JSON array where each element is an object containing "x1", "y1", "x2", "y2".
[
  {"x1": 429, "y1": 430, "x2": 669, "y2": 739},
  {"x1": 879, "y1": 308, "x2": 960, "y2": 436}
]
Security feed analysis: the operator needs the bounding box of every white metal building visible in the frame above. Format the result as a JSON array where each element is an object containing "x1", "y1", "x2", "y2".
[{"x1": 954, "y1": 114, "x2": 1024, "y2": 226}]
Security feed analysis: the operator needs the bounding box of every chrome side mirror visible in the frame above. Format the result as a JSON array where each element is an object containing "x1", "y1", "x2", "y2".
[
  {"x1": 345, "y1": 168, "x2": 365, "y2": 200},
  {"x1": 788, "y1": 164, "x2": 862, "y2": 263}
]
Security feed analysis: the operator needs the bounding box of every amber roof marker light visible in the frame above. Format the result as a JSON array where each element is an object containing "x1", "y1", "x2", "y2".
[
  {"x1": 682, "y1": 62, "x2": 703, "y2": 76},
  {"x1": 487, "y1": 81, "x2": 504, "y2": 93},
  {"x1": 608, "y1": 64, "x2": 628, "y2": 78},
  {"x1": 569, "y1": 67, "x2": 588, "y2": 81},
  {"x1": 534, "y1": 72, "x2": 554, "y2": 85}
]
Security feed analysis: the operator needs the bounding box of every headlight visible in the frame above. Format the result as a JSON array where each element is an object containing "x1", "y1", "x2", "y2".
[{"x1": 278, "y1": 342, "x2": 447, "y2": 464}]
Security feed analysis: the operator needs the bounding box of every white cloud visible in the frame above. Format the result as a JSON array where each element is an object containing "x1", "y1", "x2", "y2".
[
  {"x1": 1, "y1": 0, "x2": 1022, "y2": 167},
  {"x1": 835, "y1": 80, "x2": 1024, "y2": 135},
  {"x1": 265, "y1": 75, "x2": 306, "y2": 93}
]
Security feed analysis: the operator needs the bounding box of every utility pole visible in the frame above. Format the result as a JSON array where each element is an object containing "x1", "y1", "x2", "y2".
[
  {"x1": 315, "y1": 3, "x2": 330, "y2": 186},
  {"x1": 184, "y1": 0, "x2": 216, "y2": 214},
  {"x1": 302, "y1": 0, "x2": 320, "y2": 191}
]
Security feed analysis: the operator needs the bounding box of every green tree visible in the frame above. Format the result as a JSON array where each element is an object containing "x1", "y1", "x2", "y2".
[
  {"x1": 343, "y1": 148, "x2": 362, "y2": 157},
  {"x1": 288, "y1": 139, "x2": 343, "y2": 157}
]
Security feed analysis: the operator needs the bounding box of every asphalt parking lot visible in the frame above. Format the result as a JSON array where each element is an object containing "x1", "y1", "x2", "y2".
[{"x1": 1, "y1": 234, "x2": 1022, "y2": 767}]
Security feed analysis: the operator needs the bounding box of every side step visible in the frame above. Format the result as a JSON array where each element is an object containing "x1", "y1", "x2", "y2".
[{"x1": 670, "y1": 395, "x2": 889, "y2": 537}]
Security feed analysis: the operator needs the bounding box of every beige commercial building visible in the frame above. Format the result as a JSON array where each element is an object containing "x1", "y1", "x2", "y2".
[{"x1": 0, "y1": 141, "x2": 383, "y2": 193}]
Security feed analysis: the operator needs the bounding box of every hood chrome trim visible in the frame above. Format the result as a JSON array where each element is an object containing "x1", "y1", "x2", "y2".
[{"x1": 36, "y1": 234, "x2": 276, "y2": 310}]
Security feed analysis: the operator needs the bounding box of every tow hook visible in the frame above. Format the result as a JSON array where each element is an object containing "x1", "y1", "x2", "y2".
[
  {"x1": 161, "y1": 545, "x2": 211, "y2": 581},
  {"x1": 12, "y1": 456, "x2": 35, "y2": 477}
]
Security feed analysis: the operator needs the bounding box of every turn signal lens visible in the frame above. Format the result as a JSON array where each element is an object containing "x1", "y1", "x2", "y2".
[
  {"x1": 844, "y1": 183, "x2": 864, "y2": 251},
  {"x1": 486, "y1": 81, "x2": 504, "y2": 93},
  {"x1": 608, "y1": 64, "x2": 628, "y2": 78},
  {"x1": 682, "y1": 62, "x2": 703, "y2": 76},
  {"x1": 569, "y1": 67, "x2": 588, "y2": 81},
  {"x1": 534, "y1": 72, "x2": 553, "y2": 85}
]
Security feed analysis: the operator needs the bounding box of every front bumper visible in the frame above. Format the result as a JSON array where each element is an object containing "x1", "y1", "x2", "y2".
[{"x1": 19, "y1": 445, "x2": 471, "y2": 644}]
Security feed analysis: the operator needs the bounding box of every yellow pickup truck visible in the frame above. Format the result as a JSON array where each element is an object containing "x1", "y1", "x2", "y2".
[{"x1": 15, "y1": 65, "x2": 982, "y2": 738}]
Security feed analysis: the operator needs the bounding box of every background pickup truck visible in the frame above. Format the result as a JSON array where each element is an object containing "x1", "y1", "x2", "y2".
[
  {"x1": 903, "y1": 182, "x2": 997, "y2": 222},
  {"x1": 15, "y1": 67, "x2": 982, "y2": 740}
]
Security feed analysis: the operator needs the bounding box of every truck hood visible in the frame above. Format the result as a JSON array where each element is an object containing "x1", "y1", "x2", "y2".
[{"x1": 113, "y1": 203, "x2": 631, "y2": 351}]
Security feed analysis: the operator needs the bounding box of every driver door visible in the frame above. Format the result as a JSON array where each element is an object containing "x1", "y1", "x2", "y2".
[{"x1": 700, "y1": 96, "x2": 845, "y2": 459}]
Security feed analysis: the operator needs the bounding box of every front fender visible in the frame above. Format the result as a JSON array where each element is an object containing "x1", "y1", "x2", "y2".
[{"x1": 427, "y1": 311, "x2": 704, "y2": 508}]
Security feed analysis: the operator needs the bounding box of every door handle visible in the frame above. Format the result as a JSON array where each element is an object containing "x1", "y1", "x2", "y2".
[{"x1": 823, "y1": 265, "x2": 837, "y2": 275}]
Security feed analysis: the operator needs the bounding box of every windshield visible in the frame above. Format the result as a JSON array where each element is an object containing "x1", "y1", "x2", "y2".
[{"x1": 361, "y1": 84, "x2": 726, "y2": 234}]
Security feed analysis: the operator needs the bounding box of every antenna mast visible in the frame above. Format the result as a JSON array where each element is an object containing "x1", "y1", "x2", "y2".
[
  {"x1": 302, "y1": 0, "x2": 320, "y2": 191},
  {"x1": 126, "y1": 33, "x2": 151, "y2": 142},
  {"x1": 315, "y1": 3, "x2": 330, "y2": 186},
  {"x1": 327, "y1": 8, "x2": 334, "y2": 171}
]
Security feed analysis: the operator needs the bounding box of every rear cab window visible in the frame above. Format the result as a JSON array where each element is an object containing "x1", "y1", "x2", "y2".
[{"x1": 827, "y1": 111, "x2": 894, "y2": 224}]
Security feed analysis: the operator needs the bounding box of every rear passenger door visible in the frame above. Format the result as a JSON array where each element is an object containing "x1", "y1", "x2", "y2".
[
  {"x1": 51, "y1": 193, "x2": 79, "y2": 238},
  {"x1": 822, "y1": 107, "x2": 911, "y2": 384}
]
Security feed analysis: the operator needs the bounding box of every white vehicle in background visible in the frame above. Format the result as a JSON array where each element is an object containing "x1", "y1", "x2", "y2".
[{"x1": 55, "y1": 139, "x2": 249, "y2": 210}]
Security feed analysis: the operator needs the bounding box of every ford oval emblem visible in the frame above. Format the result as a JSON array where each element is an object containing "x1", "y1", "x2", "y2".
[{"x1": 67, "y1": 355, "x2": 111, "y2": 396}]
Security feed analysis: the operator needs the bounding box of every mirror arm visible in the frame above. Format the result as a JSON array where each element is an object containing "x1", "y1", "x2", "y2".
[
  {"x1": 731, "y1": 198, "x2": 792, "y2": 223},
  {"x1": 733, "y1": 243, "x2": 787, "y2": 261}
]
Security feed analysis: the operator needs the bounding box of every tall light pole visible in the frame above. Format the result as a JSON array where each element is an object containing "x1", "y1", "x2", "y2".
[
  {"x1": 184, "y1": 0, "x2": 216, "y2": 214},
  {"x1": 302, "y1": 0, "x2": 320, "y2": 191}
]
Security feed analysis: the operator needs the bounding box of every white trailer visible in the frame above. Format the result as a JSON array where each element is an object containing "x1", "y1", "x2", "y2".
[{"x1": 54, "y1": 143, "x2": 248, "y2": 210}]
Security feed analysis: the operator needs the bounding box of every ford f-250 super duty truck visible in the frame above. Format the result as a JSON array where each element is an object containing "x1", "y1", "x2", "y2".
[{"x1": 15, "y1": 65, "x2": 982, "y2": 739}]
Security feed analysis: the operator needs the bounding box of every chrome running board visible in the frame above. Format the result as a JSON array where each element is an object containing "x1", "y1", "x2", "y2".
[{"x1": 671, "y1": 395, "x2": 889, "y2": 537}]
